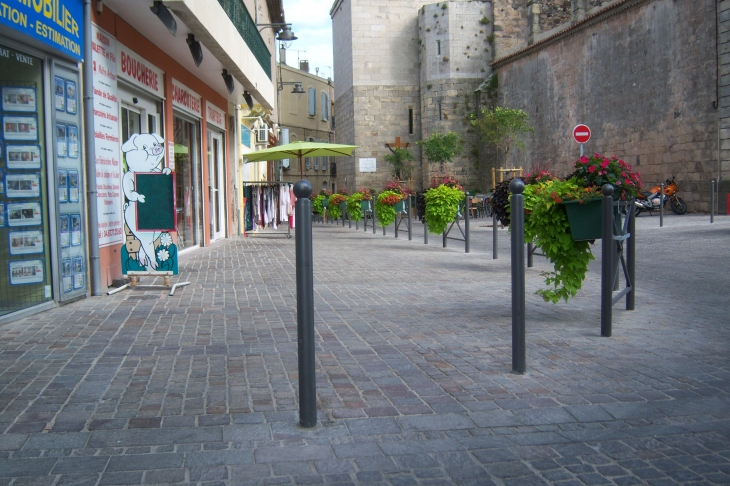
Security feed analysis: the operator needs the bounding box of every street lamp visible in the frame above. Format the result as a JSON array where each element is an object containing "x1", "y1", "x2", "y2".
[
  {"x1": 257, "y1": 23, "x2": 298, "y2": 42},
  {"x1": 279, "y1": 81, "x2": 305, "y2": 94}
]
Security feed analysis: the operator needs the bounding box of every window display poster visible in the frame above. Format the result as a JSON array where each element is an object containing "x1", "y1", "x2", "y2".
[
  {"x1": 0, "y1": 202, "x2": 4, "y2": 227},
  {"x1": 9, "y1": 259, "x2": 44, "y2": 285},
  {"x1": 6, "y1": 145, "x2": 41, "y2": 169},
  {"x1": 62, "y1": 258, "x2": 72, "y2": 292},
  {"x1": 3, "y1": 115, "x2": 38, "y2": 141},
  {"x1": 92, "y1": 24, "x2": 124, "y2": 248},
  {"x1": 67, "y1": 125, "x2": 78, "y2": 158},
  {"x1": 9, "y1": 230, "x2": 43, "y2": 255},
  {"x1": 55, "y1": 76, "x2": 65, "y2": 111},
  {"x1": 70, "y1": 213, "x2": 81, "y2": 246},
  {"x1": 2, "y1": 87, "x2": 37, "y2": 112},
  {"x1": 69, "y1": 170, "x2": 79, "y2": 202},
  {"x1": 7, "y1": 201, "x2": 41, "y2": 227},
  {"x1": 58, "y1": 169, "x2": 68, "y2": 202},
  {"x1": 5, "y1": 172, "x2": 40, "y2": 198},
  {"x1": 65, "y1": 80, "x2": 77, "y2": 114},
  {"x1": 73, "y1": 256, "x2": 83, "y2": 289},
  {"x1": 56, "y1": 123, "x2": 67, "y2": 157},
  {"x1": 60, "y1": 214, "x2": 69, "y2": 247}
]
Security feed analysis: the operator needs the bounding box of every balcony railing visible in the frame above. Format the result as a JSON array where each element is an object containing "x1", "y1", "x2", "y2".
[{"x1": 217, "y1": 0, "x2": 272, "y2": 79}]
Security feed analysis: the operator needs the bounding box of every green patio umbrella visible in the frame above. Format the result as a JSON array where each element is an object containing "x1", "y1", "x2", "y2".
[{"x1": 243, "y1": 141, "x2": 359, "y2": 179}]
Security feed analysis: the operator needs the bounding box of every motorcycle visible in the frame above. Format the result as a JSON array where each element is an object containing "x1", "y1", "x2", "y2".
[{"x1": 634, "y1": 176, "x2": 687, "y2": 216}]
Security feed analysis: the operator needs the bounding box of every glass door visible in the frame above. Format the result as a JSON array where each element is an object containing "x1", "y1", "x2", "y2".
[{"x1": 207, "y1": 130, "x2": 225, "y2": 241}]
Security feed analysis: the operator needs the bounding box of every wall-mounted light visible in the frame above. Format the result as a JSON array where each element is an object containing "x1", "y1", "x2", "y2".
[
  {"x1": 186, "y1": 34, "x2": 203, "y2": 67},
  {"x1": 278, "y1": 81, "x2": 305, "y2": 94},
  {"x1": 222, "y1": 69, "x2": 234, "y2": 94},
  {"x1": 150, "y1": 1, "x2": 177, "y2": 36},
  {"x1": 243, "y1": 91, "x2": 254, "y2": 111},
  {"x1": 96, "y1": 0, "x2": 103, "y2": 15},
  {"x1": 257, "y1": 23, "x2": 298, "y2": 42}
]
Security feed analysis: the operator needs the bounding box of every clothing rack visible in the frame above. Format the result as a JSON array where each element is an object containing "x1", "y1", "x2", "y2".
[{"x1": 242, "y1": 181, "x2": 293, "y2": 239}]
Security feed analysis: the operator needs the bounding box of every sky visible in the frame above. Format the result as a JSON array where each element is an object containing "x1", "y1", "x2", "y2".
[{"x1": 281, "y1": 0, "x2": 335, "y2": 80}]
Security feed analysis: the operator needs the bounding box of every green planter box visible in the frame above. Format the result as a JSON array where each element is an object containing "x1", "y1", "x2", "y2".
[
  {"x1": 338, "y1": 201, "x2": 347, "y2": 213},
  {"x1": 322, "y1": 198, "x2": 329, "y2": 208},
  {"x1": 360, "y1": 200, "x2": 372, "y2": 212},
  {"x1": 394, "y1": 200, "x2": 405, "y2": 213},
  {"x1": 563, "y1": 198, "x2": 603, "y2": 241}
]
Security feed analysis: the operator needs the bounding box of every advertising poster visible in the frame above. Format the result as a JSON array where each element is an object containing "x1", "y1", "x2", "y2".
[
  {"x1": 5, "y1": 172, "x2": 40, "y2": 198},
  {"x1": 73, "y1": 256, "x2": 83, "y2": 289},
  {"x1": 58, "y1": 169, "x2": 68, "y2": 202},
  {"x1": 9, "y1": 259, "x2": 44, "y2": 285},
  {"x1": 6, "y1": 145, "x2": 41, "y2": 169},
  {"x1": 56, "y1": 123, "x2": 67, "y2": 157},
  {"x1": 3, "y1": 115, "x2": 38, "y2": 141},
  {"x1": 70, "y1": 213, "x2": 81, "y2": 246},
  {"x1": 62, "y1": 258, "x2": 72, "y2": 292},
  {"x1": 7, "y1": 201, "x2": 41, "y2": 227},
  {"x1": 67, "y1": 125, "x2": 79, "y2": 158},
  {"x1": 92, "y1": 24, "x2": 124, "y2": 247},
  {"x1": 68, "y1": 170, "x2": 79, "y2": 202},
  {"x1": 54, "y1": 76, "x2": 65, "y2": 111},
  {"x1": 9, "y1": 230, "x2": 43, "y2": 255},
  {"x1": 2, "y1": 87, "x2": 37, "y2": 112},
  {"x1": 60, "y1": 214, "x2": 69, "y2": 248},
  {"x1": 65, "y1": 80, "x2": 77, "y2": 114}
]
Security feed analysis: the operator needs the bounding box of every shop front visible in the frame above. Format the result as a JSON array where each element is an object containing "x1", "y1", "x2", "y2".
[{"x1": 0, "y1": 0, "x2": 86, "y2": 321}]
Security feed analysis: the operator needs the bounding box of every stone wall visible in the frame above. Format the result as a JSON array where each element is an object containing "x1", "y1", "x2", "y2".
[
  {"x1": 494, "y1": 0, "x2": 718, "y2": 211},
  {"x1": 719, "y1": 0, "x2": 730, "y2": 213}
]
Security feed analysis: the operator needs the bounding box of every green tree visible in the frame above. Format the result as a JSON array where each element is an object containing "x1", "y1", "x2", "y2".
[
  {"x1": 417, "y1": 131, "x2": 464, "y2": 170},
  {"x1": 383, "y1": 147, "x2": 415, "y2": 180},
  {"x1": 470, "y1": 107, "x2": 533, "y2": 167}
]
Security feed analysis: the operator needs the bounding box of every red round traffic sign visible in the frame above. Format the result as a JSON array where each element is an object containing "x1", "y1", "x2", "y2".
[{"x1": 573, "y1": 124, "x2": 591, "y2": 144}]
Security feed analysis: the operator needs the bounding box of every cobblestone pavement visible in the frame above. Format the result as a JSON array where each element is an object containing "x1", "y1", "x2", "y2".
[{"x1": 1, "y1": 214, "x2": 729, "y2": 485}]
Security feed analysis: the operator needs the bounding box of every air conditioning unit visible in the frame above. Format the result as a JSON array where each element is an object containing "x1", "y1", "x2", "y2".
[{"x1": 255, "y1": 124, "x2": 268, "y2": 144}]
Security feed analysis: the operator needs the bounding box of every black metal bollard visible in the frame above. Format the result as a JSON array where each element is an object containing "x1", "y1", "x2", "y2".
[
  {"x1": 293, "y1": 180, "x2": 317, "y2": 428},
  {"x1": 527, "y1": 242, "x2": 534, "y2": 267},
  {"x1": 600, "y1": 184, "x2": 614, "y2": 337},
  {"x1": 510, "y1": 180, "x2": 526, "y2": 374},
  {"x1": 659, "y1": 183, "x2": 664, "y2": 228},
  {"x1": 424, "y1": 221, "x2": 428, "y2": 244},
  {"x1": 711, "y1": 180, "x2": 716, "y2": 224},
  {"x1": 627, "y1": 200, "x2": 636, "y2": 310},
  {"x1": 465, "y1": 194, "x2": 470, "y2": 254},
  {"x1": 493, "y1": 212, "x2": 498, "y2": 260}
]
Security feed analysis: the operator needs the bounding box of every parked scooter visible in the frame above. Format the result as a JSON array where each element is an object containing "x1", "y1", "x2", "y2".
[{"x1": 634, "y1": 176, "x2": 687, "y2": 216}]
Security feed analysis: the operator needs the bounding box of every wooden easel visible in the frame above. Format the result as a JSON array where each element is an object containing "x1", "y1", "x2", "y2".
[{"x1": 107, "y1": 271, "x2": 190, "y2": 296}]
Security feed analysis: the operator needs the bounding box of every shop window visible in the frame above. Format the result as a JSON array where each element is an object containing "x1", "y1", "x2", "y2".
[{"x1": 174, "y1": 116, "x2": 202, "y2": 250}]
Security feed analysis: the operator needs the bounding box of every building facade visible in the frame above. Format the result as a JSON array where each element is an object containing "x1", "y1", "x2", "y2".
[
  {"x1": 277, "y1": 58, "x2": 335, "y2": 190},
  {"x1": 0, "y1": 0, "x2": 283, "y2": 323}
]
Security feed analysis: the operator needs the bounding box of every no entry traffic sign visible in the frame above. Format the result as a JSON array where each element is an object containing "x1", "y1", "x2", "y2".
[{"x1": 573, "y1": 124, "x2": 591, "y2": 144}]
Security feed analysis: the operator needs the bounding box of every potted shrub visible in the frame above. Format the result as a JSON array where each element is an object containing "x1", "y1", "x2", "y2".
[
  {"x1": 423, "y1": 178, "x2": 465, "y2": 234},
  {"x1": 347, "y1": 187, "x2": 374, "y2": 221},
  {"x1": 375, "y1": 189, "x2": 403, "y2": 227},
  {"x1": 328, "y1": 190, "x2": 348, "y2": 220}
]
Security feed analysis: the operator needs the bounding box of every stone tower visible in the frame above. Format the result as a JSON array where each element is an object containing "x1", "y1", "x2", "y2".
[{"x1": 331, "y1": 0, "x2": 495, "y2": 193}]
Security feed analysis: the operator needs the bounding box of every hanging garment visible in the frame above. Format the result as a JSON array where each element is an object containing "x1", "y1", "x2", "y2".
[
  {"x1": 279, "y1": 184, "x2": 289, "y2": 223},
  {"x1": 289, "y1": 185, "x2": 296, "y2": 229}
]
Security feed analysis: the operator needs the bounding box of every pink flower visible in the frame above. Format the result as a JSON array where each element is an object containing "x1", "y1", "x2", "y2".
[
  {"x1": 616, "y1": 180, "x2": 622, "y2": 185},
  {"x1": 579, "y1": 156, "x2": 589, "y2": 164},
  {"x1": 588, "y1": 165, "x2": 596, "y2": 173},
  {"x1": 599, "y1": 170, "x2": 607, "y2": 175},
  {"x1": 601, "y1": 159, "x2": 610, "y2": 169},
  {"x1": 621, "y1": 171, "x2": 627, "y2": 177}
]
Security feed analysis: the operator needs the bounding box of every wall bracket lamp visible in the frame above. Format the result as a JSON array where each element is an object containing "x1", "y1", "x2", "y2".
[
  {"x1": 279, "y1": 81, "x2": 304, "y2": 94},
  {"x1": 186, "y1": 34, "x2": 203, "y2": 67},
  {"x1": 257, "y1": 23, "x2": 298, "y2": 41},
  {"x1": 150, "y1": 1, "x2": 177, "y2": 36},
  {"x1": 222, "y1": 69, "x2": 235, "y2": 94}
]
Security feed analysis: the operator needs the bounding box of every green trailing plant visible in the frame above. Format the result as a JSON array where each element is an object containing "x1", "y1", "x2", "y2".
[
  {"x1": 383, "y1": 147, "x2": 415, "y2": 180},
  {"x1": 328, "y1": 192, "x2": 347, "y2": 220},
  {"x1": 375, "y1": 190, "x2": 402, "y2": 227},
  {"x1": 346, "y1": 192, "x2": 364, "y2": 221},
  {"x1": 521, "y1": 178, "x2": 596, "y2": 303},
  {"x1": 312, "y1": 194, "x2": 325, "y2": 215},
  {"x1": 417, "y1": 131, "x2": 464, "y2": 169},
  {"x1": 423, "y1": 183, "x2": 465, "y2": 234}
]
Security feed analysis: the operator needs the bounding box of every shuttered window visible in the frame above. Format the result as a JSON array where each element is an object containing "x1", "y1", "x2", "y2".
[{"x1": 308, "y1": 87, "x2": 316, "y2": 116}]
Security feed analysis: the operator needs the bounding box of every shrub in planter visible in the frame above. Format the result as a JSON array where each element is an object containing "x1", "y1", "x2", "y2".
[
  {"x1": 423, "y1": 182, "x2": 464, "y2": 234},
  {"x1": 346, "y1": 188, "x2": 374, "y2": 222},
  {"x1": 311, "y1": 194, "x2": 325, "y2": 215},
  {"x1": 328, "y1": 191, "x2": 347, "y2": 220},
  {"x1": 375, "y1": 190, "x2": 403, "y2": 227}
]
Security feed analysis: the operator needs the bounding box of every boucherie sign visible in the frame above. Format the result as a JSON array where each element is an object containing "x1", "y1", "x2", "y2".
[
  {"x1": 172, "y1": 79, "x2": 202, "y2": 118},
  {"x1": 116, "y1": 43, "x2": 164, "y2": 98}
]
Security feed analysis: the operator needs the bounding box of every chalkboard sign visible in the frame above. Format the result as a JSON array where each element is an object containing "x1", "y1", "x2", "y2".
[{"x1": 134, "y1": 172, "x2": 176, "y2": 231}]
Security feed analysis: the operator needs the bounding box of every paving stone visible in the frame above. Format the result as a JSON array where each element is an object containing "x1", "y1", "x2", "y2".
[
  {"x1": 398, "y1": 413, "x2": 475, "y2": 431},
  {"x1": 255, "y1": 445, "x2": 334, "y2": 464},
  {"x1": 52, "y1": 456, "x2": 110, "y2": 474}
]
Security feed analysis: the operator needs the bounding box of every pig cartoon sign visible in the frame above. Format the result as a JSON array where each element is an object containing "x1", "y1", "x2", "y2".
[{"x1": 120, "y1": 133, "x2": 178, "y2": 275}]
